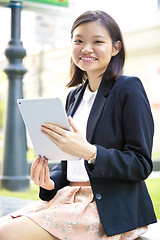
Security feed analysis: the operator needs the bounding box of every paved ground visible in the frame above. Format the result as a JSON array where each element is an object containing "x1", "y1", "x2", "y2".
[
  {"x1": 140, "y1": 221, "x2": 160, "y2": 240},
  {"x1": 0, "y1": 196, "x2": 34, "y2": 217}
]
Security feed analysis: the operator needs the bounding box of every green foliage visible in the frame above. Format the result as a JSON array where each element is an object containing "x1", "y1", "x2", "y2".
[
  {"x1": 0, "y1": 147, "x2": 2, "y2": 159},
  {"x1": 0, "y1": 184, "x2": 39, "y2": 201},
  {"x1": 146, "y1": 178, "x2": 160, "y2": 219},
  {"x1": 27, "y1": 147, "x2": 36, "y2": 163},
  {"x1": 152, "y1": 152, "x2": 160, "y2": 161}
]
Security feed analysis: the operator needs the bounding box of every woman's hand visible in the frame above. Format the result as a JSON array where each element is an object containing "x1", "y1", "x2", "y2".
[
  {"x1": 31, "y1": 155, "x2": 55, "y2": 190},
  {"x1": 40, "y1": 116, "x2": 96, "y2": 160}
]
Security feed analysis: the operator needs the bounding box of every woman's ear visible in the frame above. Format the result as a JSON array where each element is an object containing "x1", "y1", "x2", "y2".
[{"x1": 112, "y1": 40, "x2": 122, "y2": 57}]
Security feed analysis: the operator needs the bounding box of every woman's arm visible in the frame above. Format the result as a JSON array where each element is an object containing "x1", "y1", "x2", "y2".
[{"x1": 86, "y1": 77, "x2": 154, "y2": 181}]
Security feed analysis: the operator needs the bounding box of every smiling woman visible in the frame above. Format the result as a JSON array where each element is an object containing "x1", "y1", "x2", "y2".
[
  {"x1": 68, "y1": 10, "x2": 125, "y2": 89},
  {"x1": 71, "y1": 21, "x2": 121, "y2": 91},
  {"x1": 0, "y1": 10, "x2": 157, "y2": 240}
]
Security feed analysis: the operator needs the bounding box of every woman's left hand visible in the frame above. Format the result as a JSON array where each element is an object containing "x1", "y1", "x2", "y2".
[{"x1": 40, "y1": 116, "x2": 96, "y2": 160}]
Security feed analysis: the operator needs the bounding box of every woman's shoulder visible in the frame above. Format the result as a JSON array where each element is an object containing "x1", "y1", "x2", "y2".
[
  {"x1": 116, "y1": 75, "x2": 142, "y2": 86},
  {"x1": 114, "y1": 75, "x2": 145, "y2": 94},
  {"x1": 113, "y1": 75, "x2": 151, "y2": 107},
  {"x1": 109, "y1": 75, "x2": 149, "y2": 105}
]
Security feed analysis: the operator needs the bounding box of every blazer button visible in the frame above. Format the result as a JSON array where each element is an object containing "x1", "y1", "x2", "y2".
[{"x1": 96, "y1": 193, "x2": 102, "y2": 200}]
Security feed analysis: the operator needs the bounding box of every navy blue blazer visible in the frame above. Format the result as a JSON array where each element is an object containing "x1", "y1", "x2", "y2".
[{"x1": 39, "y1": 75, "x2": 157, "y2": 236}]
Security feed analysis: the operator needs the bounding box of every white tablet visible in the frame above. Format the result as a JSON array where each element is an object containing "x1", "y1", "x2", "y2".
[{"x1": 17, "y1": 98, "x2": 78, "y2": 161}]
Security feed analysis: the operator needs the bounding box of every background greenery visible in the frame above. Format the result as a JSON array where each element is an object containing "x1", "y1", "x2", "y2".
[
  {"x1": 146, "y1": 178, "x2": 160, "y2": 219},
  {"x1": 0, "y1": 183, "x2": 39, "y2": 201}
]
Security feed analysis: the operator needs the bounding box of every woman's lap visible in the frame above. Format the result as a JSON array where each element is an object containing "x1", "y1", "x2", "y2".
[
  {"x1": 0, "y1": 186, "x2": 148, "y2": 240},
  {"x1": 0, "y1": 214, "x2": 12, "y2": 224},
  {"x1": 0, "y1": 216, "x2": 56, "y2": 240}
]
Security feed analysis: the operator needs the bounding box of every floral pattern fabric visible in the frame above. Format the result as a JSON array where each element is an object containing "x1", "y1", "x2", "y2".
[{"x1": 11, "y1": 186, "x2": 147, "y2": 240}]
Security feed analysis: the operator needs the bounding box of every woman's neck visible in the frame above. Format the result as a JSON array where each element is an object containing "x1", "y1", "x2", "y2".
[{"x1": 87, "y1": 74, "x2": 102, "y2": 92}]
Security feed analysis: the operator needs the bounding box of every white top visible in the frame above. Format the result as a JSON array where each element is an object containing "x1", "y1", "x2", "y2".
[{"x1": 67, "y1": 84, "x2": 97, "y2": 182}]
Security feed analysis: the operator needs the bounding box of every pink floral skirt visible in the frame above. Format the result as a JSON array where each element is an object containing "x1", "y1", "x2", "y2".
[{"x1": 11, "y1": 185, "x2": 147, "y2": 240}]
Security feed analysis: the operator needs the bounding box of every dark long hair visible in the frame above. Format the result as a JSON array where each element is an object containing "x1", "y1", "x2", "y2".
[{"x1": 66, "y1": 10, "x2": 126, "y2": 87}]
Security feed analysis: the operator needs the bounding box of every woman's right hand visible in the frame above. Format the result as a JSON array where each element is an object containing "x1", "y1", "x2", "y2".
[{"x1": 31, "y1": 155, "x2": 55, "y2": 190}]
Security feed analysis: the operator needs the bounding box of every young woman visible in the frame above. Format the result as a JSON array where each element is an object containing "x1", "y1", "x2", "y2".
[{"x1": 0, "y1": 10, "x2": 157, "y2": 240}]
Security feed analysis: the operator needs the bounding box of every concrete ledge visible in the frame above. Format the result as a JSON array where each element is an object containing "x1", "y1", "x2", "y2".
[
  {"x1": 0, "y1": 196, "x2": 34, "y2": 217},
  {"x1": 136, "y1": 221, "x2": 160, "y2": 240},
  {"x1": 153, "y1": 161, "x2": 160, "y2": 171}
]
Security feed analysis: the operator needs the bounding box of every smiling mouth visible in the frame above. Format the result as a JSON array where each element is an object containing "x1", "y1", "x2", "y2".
[{"x1": 79, "y1": 57, "x2": 97, "y2": 61}]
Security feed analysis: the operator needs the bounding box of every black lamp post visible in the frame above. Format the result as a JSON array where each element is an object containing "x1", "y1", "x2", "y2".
[{"x1": 1, "y1": 0, "x2": 29, "y2": 191}]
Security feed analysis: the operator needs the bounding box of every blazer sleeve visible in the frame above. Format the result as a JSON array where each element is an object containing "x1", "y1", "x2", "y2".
[
  {"x1": 39, "y1": 161, "x2": 69, "y2": 201},
  {"x1": 87, "y1": 77, "x2": 154, "y2": 181}
]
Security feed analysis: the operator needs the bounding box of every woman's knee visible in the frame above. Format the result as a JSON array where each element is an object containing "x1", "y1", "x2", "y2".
[
  {"x1": 0, "y1": 215, "x2": 12, "y2": 224},
  {"x1": 0, "y1": 216, "x2": 56, "y2": 240},
  {"x1": 0, "y1": 221, "x2": 16, "y2": 240}
]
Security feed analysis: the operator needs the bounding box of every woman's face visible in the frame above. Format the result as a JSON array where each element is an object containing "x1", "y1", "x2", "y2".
[{"x1": 71, "y1": 20, "x2": 118, "y2": 78}]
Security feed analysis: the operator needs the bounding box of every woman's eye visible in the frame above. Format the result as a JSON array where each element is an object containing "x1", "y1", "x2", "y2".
[
  {"x1": 94, "y1": 40, "x2": 103, "y2": 44},
  {"x1": 74, "y1": 40, "x2": 82, "y2": 43}
]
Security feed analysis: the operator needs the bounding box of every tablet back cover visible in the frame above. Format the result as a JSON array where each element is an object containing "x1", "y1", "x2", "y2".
[{"x1": 17, "y1": 98, "x2": 79, "y2": 161}]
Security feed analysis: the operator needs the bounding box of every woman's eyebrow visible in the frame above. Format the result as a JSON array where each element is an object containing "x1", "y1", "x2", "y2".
[
  {"x1": 73, "y1": 34, "x2": 106, "y2": 38},
  {"x1": 93, "y1": 35, "x2": 106, "y2": 38},
  {"x1": 74, "y1": 34, "x2": 83, "y2": 38}
]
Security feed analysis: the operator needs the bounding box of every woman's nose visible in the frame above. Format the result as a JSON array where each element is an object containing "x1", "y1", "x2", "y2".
[{"x1": 81, "y1": 44, "x2": 94, "y2": 54}]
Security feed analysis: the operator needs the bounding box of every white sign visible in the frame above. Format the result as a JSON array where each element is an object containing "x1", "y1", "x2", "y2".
[{"x1": 35, "y1": 13, "x2": 56, "y2": 45}]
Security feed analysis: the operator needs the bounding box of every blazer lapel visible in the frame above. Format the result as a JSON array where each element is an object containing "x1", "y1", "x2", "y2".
[
  {"x1": 66, "y1": 76, "x2": 116, "y2": 143},
  {"x1": 86, "y1": 77, "x2": 116, "y2": 143},
  {"x1": 67, "y1": 81, "x2": 88, "y2": 117}
]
